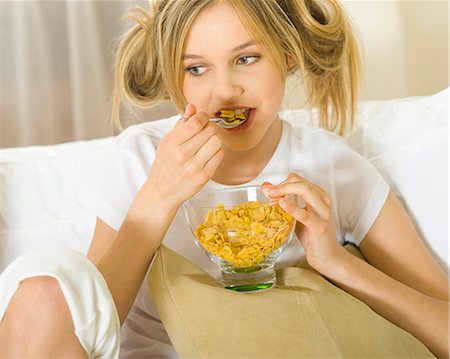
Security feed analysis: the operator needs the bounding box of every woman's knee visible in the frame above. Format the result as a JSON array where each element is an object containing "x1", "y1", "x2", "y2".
[
  {"x1": 0, "y1": 248, "x2": 120, "y2": 357},
  {"x1": 0, "y1": 276, "x2": 88, "y2": 357},
  {"x1": 7, "y1": 276, "x2": 70, "y2": 322}
]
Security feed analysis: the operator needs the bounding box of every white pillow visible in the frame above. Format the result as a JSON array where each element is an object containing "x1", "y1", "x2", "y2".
[
  {"x1": 0, "y1": 138, "x2": 114, "y2": 271},
  {"x1": 347, "y1": 89, "x2": 448, "y2": 270}
]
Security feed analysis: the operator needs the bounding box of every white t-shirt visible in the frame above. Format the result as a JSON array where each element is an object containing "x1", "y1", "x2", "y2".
[{"x1": 83, "y1": 114, "x2": 389, "y2": 358}]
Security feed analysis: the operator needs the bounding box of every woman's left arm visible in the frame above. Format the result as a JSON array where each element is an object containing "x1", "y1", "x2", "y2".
[
  {"x1": 265, "y1": 175, "x2": 449, "y2": 358},
  {"x1": 328, "y1": 191, "x2": 449, "y2": 358}
]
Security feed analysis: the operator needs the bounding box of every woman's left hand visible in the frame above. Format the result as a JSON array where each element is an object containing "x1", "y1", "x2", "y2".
[{"x1": 262, "y1": 173, "x2": 347, "y2": 275}]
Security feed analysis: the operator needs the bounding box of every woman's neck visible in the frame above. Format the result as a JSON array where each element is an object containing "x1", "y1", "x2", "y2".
[{"x1": 212, "y1": 120, "x2": 283, "y2": 186}]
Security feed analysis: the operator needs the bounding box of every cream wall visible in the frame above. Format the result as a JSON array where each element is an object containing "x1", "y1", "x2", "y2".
[
  {"x1": 1, "y1": 0, "x2": 448, "y2": 147},
  {"x1": 346, "y1": 0, "x2": 448, "y2": 100},
  {"x1": 284, "y1": 0, "x2": 449, "y2": 109}
]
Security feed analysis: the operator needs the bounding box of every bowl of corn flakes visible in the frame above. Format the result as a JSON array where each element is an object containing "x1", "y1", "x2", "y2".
[{"x1": 183, "y1": 185, "x2": 296, "y2": 292}]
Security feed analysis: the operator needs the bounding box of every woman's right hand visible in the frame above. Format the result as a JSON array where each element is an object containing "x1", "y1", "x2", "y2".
[{"x1": 142, "y1": 104, "x2": 224, "y2": 207}]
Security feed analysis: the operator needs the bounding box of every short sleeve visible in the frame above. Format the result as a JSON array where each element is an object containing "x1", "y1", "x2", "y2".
[
  {"x1": 80, "y1": 127, "x2": 159, "y2": 231},
  {"x1": 332, "y1": 138, "x2": 389, "y2": 245}
]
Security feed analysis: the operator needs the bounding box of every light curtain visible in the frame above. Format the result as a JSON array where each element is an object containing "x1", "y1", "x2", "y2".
[
  {"x1": 1, "y1": 1, "x2": 447, "y2": 148},
  {"x1": 1, "y1": 0, "x2": 177, "y2": 148}
]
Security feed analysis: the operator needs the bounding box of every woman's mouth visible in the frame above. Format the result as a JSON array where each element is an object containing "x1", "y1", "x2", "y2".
[
  {"x1": 215, "y1": 108, "x2": 253, "y2": 130},
  {"x1": 217, "y1": 108, "x2": 249, "y2": 122},
  {"x1": 221, "y1": 108, "x2": 255, "y2": 132}
]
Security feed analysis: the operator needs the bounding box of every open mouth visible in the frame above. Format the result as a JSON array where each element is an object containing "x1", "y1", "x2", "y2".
[{"x1": 216, "y1": 108, "x2": 250, "y2": 126}]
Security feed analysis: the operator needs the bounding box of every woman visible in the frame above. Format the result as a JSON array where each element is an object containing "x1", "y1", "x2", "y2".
[{"x1": 1, "y1": 0, "x2": 448, "y2": 358}]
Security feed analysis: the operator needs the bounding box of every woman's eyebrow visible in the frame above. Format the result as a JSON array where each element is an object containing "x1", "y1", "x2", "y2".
[{"x1": 182, "y1": 40, "x2": 257, "y2": 60}]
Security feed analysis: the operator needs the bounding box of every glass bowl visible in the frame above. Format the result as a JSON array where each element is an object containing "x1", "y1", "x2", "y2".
[{"x1": 183, "y1": 185, "x2": 295, "y2": 292}]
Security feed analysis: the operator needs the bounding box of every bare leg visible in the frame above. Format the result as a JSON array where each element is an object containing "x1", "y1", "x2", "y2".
[{"x1": 0, "y1": 276, "x2": 88, "y2": 358}]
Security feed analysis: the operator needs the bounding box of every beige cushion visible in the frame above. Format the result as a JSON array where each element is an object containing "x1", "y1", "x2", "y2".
[{"x1": 148, "y1": 245, "x2": 433, "y2": 358}]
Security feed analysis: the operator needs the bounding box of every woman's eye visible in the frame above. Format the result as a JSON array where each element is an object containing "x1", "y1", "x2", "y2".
[
  {"x1": 237, "y1": 55, "x2": 260, "y2": 65},
  {"x1": 186, "y1": 65, "x2": 207, "y2": 76}
]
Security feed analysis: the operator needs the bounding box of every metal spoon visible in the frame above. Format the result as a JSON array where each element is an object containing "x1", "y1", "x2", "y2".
[{"x1": 209, "y1": 117, "x2": 247, "y2": 129}]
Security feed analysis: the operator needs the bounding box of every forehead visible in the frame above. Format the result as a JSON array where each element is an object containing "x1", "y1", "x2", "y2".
[{"x1": 183, "y1": 1, "x2": 255, "y2": 54}]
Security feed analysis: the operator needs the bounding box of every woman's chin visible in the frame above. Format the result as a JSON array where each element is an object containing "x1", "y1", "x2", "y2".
[
  {"x1": 219, "y1": 116, "x2": 282, "y2": 153},
  {"x1": 220, "y1": 137, "x2": 262, "y2": 152}
]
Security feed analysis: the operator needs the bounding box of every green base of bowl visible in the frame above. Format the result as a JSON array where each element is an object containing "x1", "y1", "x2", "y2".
[
  {"x1": 224, "y1": 282, "x2": 274, "y2": 293},
  {"x1": 221, "y1": 264, "x2": 276, "y2": 293}
]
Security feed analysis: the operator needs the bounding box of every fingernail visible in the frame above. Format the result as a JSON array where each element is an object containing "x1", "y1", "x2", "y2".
[{"x1": 183, "y1": 103, "x2": 196, "y2": 118}]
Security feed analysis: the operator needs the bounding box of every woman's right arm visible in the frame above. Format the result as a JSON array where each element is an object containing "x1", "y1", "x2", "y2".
[
  {"x1": 95, "y1": 189, "x2": 180, "y2": 325},
  {"x1": 88, "y1": 105, "x2": 223, "y2": 325}
]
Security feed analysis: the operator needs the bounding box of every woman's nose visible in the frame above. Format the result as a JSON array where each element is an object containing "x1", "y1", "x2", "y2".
[{"x1": 212, "y1": 71, "x2": 244, "y2": 100}]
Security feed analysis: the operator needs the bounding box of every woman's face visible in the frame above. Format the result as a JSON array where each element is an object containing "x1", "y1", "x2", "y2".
[{"x1": 181, "y1": 0, "x2": 286, "y2": 152}]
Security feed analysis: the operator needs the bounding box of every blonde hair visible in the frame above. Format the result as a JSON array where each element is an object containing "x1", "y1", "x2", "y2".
[{"x1": 113, "y1": 0, "x2": 361, "y2": 135}]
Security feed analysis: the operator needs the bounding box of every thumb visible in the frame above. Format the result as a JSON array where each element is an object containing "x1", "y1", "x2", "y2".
[{"x1": 295, "y1": 221, "x2": 307, "y2": 244}]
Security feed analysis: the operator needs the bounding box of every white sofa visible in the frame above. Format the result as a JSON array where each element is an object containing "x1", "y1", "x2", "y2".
[{"x1": 1, "y1": 89, "x2": 448, "y2": 273}]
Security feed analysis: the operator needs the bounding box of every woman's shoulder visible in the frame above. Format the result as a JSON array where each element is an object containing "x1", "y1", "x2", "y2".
[{"x1": 280, "y1": 113, "x2": 344, "y2": 152}]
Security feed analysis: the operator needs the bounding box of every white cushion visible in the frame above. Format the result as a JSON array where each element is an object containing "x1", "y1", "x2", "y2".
[
  {"x1": 0, "y1": 138, "x2": 114, "y2": 271},
  {"x1": 348, "y1": 89, "x2": 448, "y2": 269},
  {"x1": 1, "y1": 89, "x2": 448, "y2": 272}
]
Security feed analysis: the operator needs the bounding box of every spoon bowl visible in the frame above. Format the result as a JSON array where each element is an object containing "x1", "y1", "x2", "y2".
[{"x1": 210, "y1": 117, "x2": 246, "y2": 129}]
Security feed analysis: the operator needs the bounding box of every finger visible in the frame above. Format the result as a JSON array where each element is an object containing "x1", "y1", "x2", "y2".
[
  {"x1": 178, "y1": 123, "x2": 217, "y2": 159},
  {"x1": 270, "y1": 173, "x2": 329, "y2": 205},
  {"x1": 202, "y1": 147, "x2": 225, "y2": 179},
  {"x1": 182, "y1": 140, "x2": 223, "y2": 188},
  {"x1": 192, "y1": 133, "x2": 223, "y2": 169},
  {"x1": 269, "y1": 181, "x2": 329, "y2": 218},
  {"x1": 262, "y1": 181, "x2": 292, "y2": 205},
  {"x1": 279, "y1": 197, "x2": 327, "y2": 234},
  {"x1": 184, "y1": 103, "x2": 196, "y2": 119},
  {"x1": 261, "y1": 181, "x2": 273, "y2": 198},
  {"x1": 262, "y1": 175, "x2": 298, "y2": 195},
  {"x1": 284, "y1": 173, "x2": 328, "y2": 197},
  {"x1": 172, "y1": 111, "x2": 210, "y2": 145},
  {"x1": 175, "y1": 103, "x2": 197, "y2": 127}
]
